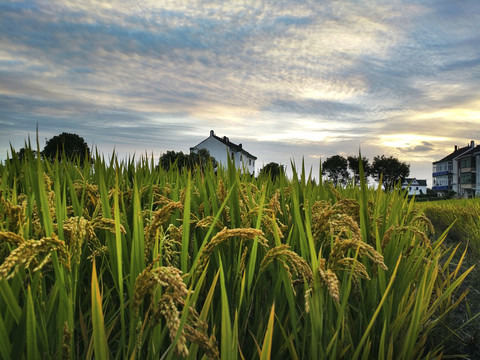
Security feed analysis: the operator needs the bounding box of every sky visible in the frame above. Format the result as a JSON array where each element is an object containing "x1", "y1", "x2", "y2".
[{"x1": 1, "y1": 0, "x2": 480, "y2": 186}]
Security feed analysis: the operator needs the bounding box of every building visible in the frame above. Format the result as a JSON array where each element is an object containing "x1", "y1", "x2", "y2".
[
  {"x1": 432, "y1": 142, "x2": 472, "y2": 195},
  {"x1": 456, "y1": 144, "x2": 480, "y2": 197},
  {"x1": 432, "y1": 141, "x2": 478, "y2": 197},
  {"x1": 190, "y1": 130, "x2": 257, "y2": 175},
  {"x1": 401, "y1": 178, "x2": 427, "y2": 195}
]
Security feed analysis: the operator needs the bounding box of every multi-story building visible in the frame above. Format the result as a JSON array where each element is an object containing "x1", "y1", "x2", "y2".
[
  {"x1": 190, "y1": 130, "x2": 257, "y2": 175},
  {"x1": 432, "y1": 141, "x2": 477, "y2": 197},
  {"x1": 456, "y1": 144, "x2": 480, "y2": 197}
]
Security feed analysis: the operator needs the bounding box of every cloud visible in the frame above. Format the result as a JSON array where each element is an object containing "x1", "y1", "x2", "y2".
[{"x1": 1, "y1": 0, "x2": 480, "y2": 189}]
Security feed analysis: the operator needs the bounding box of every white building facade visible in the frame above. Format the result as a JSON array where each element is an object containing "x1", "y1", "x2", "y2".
[
  {"x1": 190, "y1": 130, "x2": 257, "y2": 175},
  {"x1": 401, "y1": 178, "x2": 427, "y2": 195}
]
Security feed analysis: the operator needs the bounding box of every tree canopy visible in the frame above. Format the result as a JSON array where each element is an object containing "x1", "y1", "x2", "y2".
[
  {"x1": 43, "y1": 132, "x2": 91, "y2": 165},
  {"x1": 371, "y1": 155, "x2": 410, "y2": 190},
  {"x1": 322, "y1": 155, "x2": 350, "y2": 186},
  {"x1": 259, "y1": 162, "x2": 285, "y2": 181},
  {"x1": 12, "y1": 147, "x2": 39, "y2": 162},
  {"x1": 347, "y1": 155, "x2": 371, "y2": 184},
  {"x1": 159, "y1": 149, "x2": 217, "y2": 172}
]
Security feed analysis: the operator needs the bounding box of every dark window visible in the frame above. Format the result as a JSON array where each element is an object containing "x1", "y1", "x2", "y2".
[
  {"x1": 460, "y1": 157, "x2": 475, "y2": 168},
  {"x1": 461, "y1": 172, "x2": 476, "y2": 184}
]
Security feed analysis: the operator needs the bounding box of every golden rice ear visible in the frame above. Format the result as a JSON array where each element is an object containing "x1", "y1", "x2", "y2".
[
  {"x1": 0, "y1": 235, "x2": 70, "y2": 280},
  {"x1": 0, "y1": 191, "x2": 27, "y2": 235},
  {"x1": 195, "y1": 227, "x2": 268, "y2": 277},
  {"x1": 132, "y1": 264, "x2": 219, "y2": 358},
  {"x1": 143, "y1": 201, "x2": 183, "y2": 255},
  {"x1": 260, "y1": 244, "x2": 313, "y2": 296},
  {"x1": 0, "y1": 231, "x2": 26, "y2": 245},
  {"x1": 324, "y1": 269, "x2": 340, "y2": 303},
  {"x1": 196, "y1": 215, "x2": 224, "y2": 230},
  {"x1": 62, "y1": 216, "x2": 92, "y2": 265},
  {"x1": 61, "y1": 321, "x2": 72, "y2": 360}
]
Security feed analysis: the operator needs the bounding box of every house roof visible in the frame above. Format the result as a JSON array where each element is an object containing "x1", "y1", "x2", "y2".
[
  {"x1": 403, "y1": 178, "x2": 427, "y2": 186},
  {"x1": 455, "y1": 144, "x2": 480, "y2": 158},
  {"x1": 211, "y1": 133, "x2": 257, "y2": 160},
  {"x1": 191, "y1": 130, "x2": 257, "y2": 160},
  {"x1": 433, "y1": 143, "x2": 473, "y2": 164}
]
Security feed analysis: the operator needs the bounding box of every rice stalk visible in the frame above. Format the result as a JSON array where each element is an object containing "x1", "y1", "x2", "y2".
[{"x1": 0, "y1": 234, "x2": 70, "y2": 280}]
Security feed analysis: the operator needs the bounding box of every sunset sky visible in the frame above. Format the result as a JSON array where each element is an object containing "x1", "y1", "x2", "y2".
[{"x1": 1, "y1": 0, "x2": 480, "y2": 185}]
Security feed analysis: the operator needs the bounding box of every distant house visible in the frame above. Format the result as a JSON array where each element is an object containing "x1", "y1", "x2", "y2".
[
  {"x1": 190, "y1": 130, "x2": 257, "y2": 175},
  {"x1": 401, "y1": 178, "x2": 427, "y2": 195},
  {"x1": 432, "y1": 141, "x2": 478, "y2": 197}
]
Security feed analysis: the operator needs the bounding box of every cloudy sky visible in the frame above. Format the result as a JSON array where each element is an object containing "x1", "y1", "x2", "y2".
[{"x1": 1, "y1": 0, "x2": 480, "y2": 185}]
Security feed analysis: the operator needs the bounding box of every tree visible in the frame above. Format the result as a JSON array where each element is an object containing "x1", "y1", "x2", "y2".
[
  {"x1": 190, "y1": 148, "x2": 218, "y2": 170},
  {"x1": 159, "y1": 149, "x2": 217, "y2": 172},
  {"x1": 347, "y1": 155, "x2": 371, "y2": 184},
  {"x1": 322, "y1": 155, "x2": 349, "y2": 186},
  {"x1": 159, "y1": 150, "x2": 188, "y2": 171},
  {"x1": 371, "y1": 155, "x2": 410, "y2": 191},
  {"x1": 12, "y1": 147, "x2": 39, "y2": 162},
  {"x1": 43, "y1": 132, "x2": 91, "y2": 165},
  {"x1": 259, "y1": 162, "x2": 285, "y2": 181}
]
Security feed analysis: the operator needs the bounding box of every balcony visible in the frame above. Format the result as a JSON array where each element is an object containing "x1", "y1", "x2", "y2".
[
  {"x1": 432, "y1": 185, "x2": 450, "y2": 191},
  {"x1": 432, "y1": 170, "x2": 450, "y2": 177}
]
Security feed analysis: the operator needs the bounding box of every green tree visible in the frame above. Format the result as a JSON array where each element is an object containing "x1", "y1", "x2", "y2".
[
  {"x1": 322, "y1": 155, "x2": 349, "y2": 186},
  {"x1": 347, "y1": 155, "x2": 371, "y2": 184},
  {"x1": 371, "y1": 155, "x2": 410, "y2": 191},
  {"x1": 159, "y1": 149, "x2": 217, "y2": 172},
  {"x1": 259, "y1": 162, "x2": 285, "y2": 181},
  {"x1": 190, "y1": 148, "x2": 218, "y2": 170},
  {"x1": 159, "y1": 150, "x2": 188, "y2": 171},
  {"x1": 43, "y1": 132, "x2": 91, "y2": 165},
  {"x1": 12, "y1": 147, "x2": 39, "y2": 162}
]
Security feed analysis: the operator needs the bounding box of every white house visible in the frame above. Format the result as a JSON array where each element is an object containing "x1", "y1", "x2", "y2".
[
  {"x1": 190, "y1": 130, "x2": 257, "y2": 175},
  {"x1": 401, "y1": 178, "x2": 427, "y2": 195}
]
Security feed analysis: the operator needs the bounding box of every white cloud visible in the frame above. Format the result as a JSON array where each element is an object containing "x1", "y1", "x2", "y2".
[{"x1": 2, "y1": 0, "x2": 480, "y2": 189}]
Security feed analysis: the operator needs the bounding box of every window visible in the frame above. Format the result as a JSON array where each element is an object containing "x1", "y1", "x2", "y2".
[
  {"x1": 249, "y1": 159, "x2": 251, "y2": 165},
  {"x1": 461, "y1": 172, "x2": 476, "y2": 184},
  {"x1": 231, "y1": 152, "x2": 234, "y2": 160},
  {"x1": 460, "y1": 157, "x2": 475, "y2": 168},
  {"x1": 240, "y1": 155, "x2": 243, "y2": 162}
]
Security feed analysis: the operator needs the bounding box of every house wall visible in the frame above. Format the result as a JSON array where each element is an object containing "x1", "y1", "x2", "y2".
[
  {"x1": 452, "y1": 158, "x2": 461, "y2": 193},
  {"x1": 191, "y1": 136, "x2": 230, "y2": 167},
  {"x1": 191, "y1": 136, "x2": 256, "y2": 175},
  {"x1": 402, "y1": 185, "x2": 427, "y2": 195},
  {"x1": 476, "y1": 154, "x2": 480, "y2": 196},
  {"x1": 237, "y1": 152, "x2": 255, "y2": 175}
]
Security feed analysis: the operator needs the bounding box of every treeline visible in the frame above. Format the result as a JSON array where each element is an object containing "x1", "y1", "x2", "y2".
[
  {"x1": 12, "y1": 132, "x2": 92, "y2": 165},
  {"x1": 158, "y1": 149, "x2": 217, "y2": 172},
  {"x1": 9, "y1": 133, "x2": 410, "y2": 191},
  {"x1": 321, "y1": 154, "x2": 410, "y2": 190}
]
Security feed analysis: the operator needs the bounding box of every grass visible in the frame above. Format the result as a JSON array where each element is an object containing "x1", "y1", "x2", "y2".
[{"x1": 0, "y1": 147, "x2": 474, "y2": 359}]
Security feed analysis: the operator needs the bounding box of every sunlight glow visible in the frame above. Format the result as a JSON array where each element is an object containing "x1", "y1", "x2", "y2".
[
  {"x1": 379, "y1": 134, "x2": 449, "y2": 148},
  {"x1": 415, "y1": 107, "x2": 480, "y2": 122}
]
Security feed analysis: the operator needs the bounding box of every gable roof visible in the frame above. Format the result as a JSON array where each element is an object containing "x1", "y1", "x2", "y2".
[
  {"x1": 455, "y1": 144, "x2": 480, "y2": 158},
  {"x1": 192, "y1": 130, "x2": 257, "y2": 160},
  {"x1": 403, "y1": 178, "x2": 427, "y2": 186},
  {"x1": 433, "y1": 143, "x2": 473, "y2": 164}
]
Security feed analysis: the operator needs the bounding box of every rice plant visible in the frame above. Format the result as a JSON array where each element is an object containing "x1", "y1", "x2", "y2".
[{"x1": 0, "y1": 146, "x2": 473, "y2": 359}]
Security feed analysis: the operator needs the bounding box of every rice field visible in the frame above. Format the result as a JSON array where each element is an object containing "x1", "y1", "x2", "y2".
[
  {"x1": 423, "y1": 198, "x2": 480, "y2": 255},
  {"x1": 0, "y1": 147, "x2": 473, "y2": 359}
]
